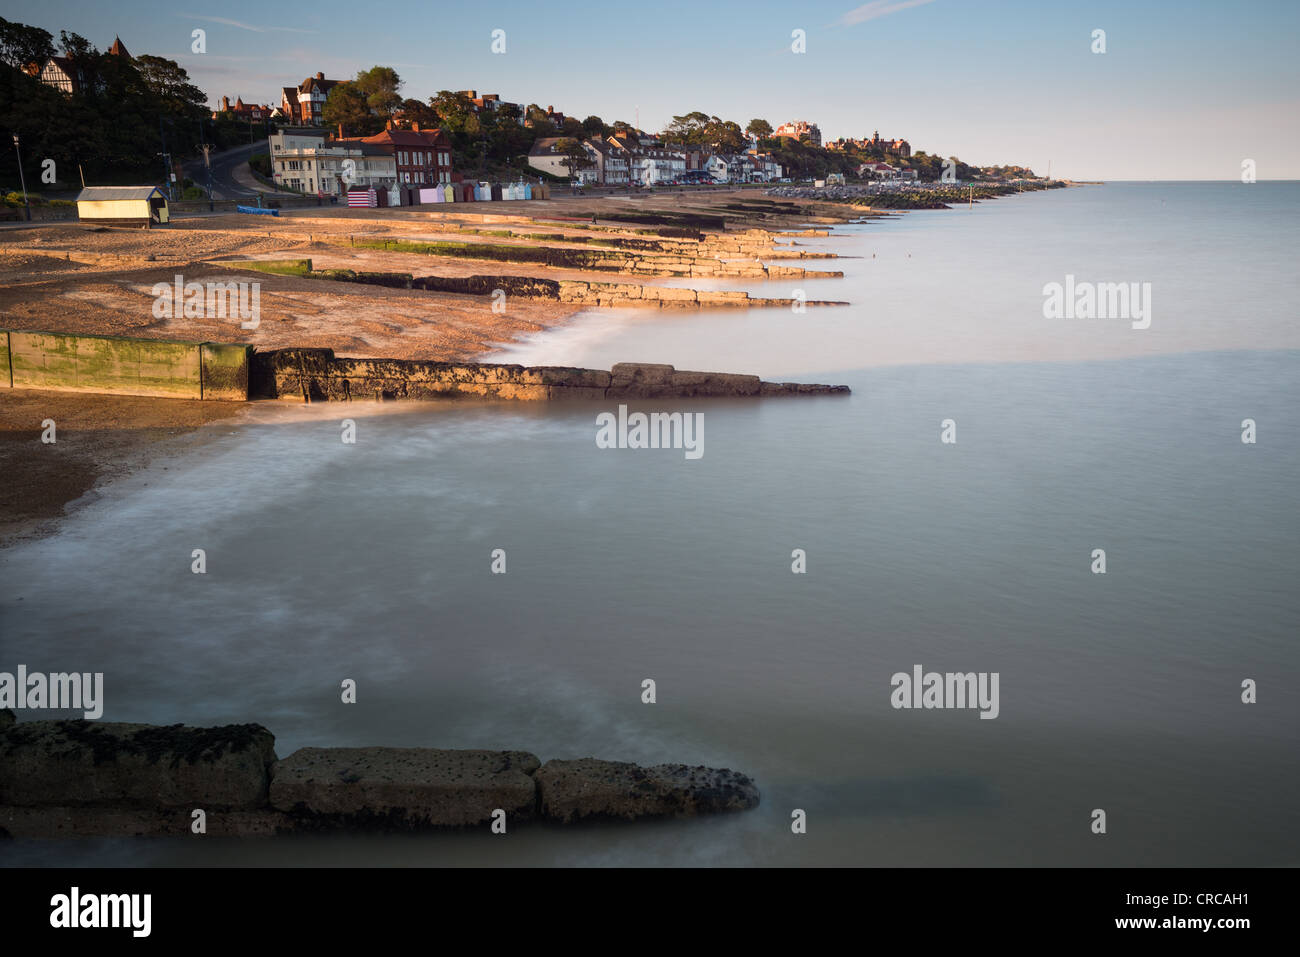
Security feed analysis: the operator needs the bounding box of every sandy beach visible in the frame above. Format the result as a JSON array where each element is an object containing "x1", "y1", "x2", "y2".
[{"x1": 0, "y1": 189, "x2": 865, "y2": 543}]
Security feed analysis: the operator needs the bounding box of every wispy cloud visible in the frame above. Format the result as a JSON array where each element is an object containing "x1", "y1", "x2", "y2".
[
  {"x1": 840, "y1": 0, "x2": 937, "y2": 26},
  {"x1": 182, "y1": 14, "x2": 316, "y2": 34}
]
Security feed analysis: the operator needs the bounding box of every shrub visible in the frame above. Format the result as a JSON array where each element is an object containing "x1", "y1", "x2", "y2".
[{"x1": 182, "y1": 186, "x2": 205, "y2": 200}]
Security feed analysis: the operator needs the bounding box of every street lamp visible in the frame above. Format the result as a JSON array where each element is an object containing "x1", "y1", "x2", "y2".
[{"x1": 12, "y1": 134, "x2": 32, "y2": 222}]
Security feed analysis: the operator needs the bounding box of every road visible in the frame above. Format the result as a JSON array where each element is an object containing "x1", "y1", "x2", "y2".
[{"x1": 183, "y1": 140, "x2": 272, "y2": 200}]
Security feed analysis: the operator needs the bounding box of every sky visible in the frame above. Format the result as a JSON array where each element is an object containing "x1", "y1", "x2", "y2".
[{"x1": 6, "y1": 0, "x2": 1298, "y2": 180}]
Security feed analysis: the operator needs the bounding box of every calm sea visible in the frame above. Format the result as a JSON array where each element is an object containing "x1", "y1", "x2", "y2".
[{"x1": 3, "y1": 182, "x2": 1297, "y2": 866}]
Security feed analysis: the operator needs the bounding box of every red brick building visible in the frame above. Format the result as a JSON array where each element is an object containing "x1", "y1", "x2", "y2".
[
  {"x1": 333, "y1": 124, "x2": 455, "y2": 186},
  {"x1": 212, "y1": 96, "x2": 272, "y2": 122},
  {"x1": 280, "y1": 72, "x2": 344, "y2": 126}
]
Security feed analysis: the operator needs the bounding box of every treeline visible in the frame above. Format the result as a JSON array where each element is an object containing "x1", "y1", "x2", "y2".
[
  {"x1": 0, "y1": 16, "x2": 250, "y2": 191},
  {"x1": 320, "y1": 72, "x2": 651, "y2": 178}
]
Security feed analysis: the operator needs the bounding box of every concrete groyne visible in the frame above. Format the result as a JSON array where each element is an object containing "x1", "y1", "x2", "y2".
[
  {"x1": 253, "y1": 352, "x2": 851, "y2": 402},
  {"x1": 224, "y1": 259, "x2": 850, "y2": 309},
  {"x1": 0, "y1": 713, "x2": 760, "y2": 837},
  {"x1": 0, "y1": 331, "x2": 850, "y2": 402},
  {"x1": 0, "y1": 329, "x2": 249, "y2": 400}
]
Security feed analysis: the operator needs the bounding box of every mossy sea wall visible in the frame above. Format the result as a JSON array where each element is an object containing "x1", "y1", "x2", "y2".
[{"x1": 0, "y1": 330, "x2": 248, "y2": 400}]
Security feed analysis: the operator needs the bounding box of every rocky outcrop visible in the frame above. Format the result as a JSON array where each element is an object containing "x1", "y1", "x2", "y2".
[
  {"x1": 269, "y1": 747, "x2": 539, "y2": 829},
  {"x1": 535, "y1": 759, "x2": 761, "y2": 823},
  {"x1": 0, "y1": 721, "x2": 276, "y2": 809}
]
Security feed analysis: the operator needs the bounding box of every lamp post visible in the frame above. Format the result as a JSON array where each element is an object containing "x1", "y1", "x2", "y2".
[
  {"x1": 199, "y1": 118, "x2": 215, "y2": 211},
  {"x1": 158, "y1": 117, "x2": 174, "y2": 201},
  {"x1": 12, "y1": 134, "x2": 32, "y2": 221}
]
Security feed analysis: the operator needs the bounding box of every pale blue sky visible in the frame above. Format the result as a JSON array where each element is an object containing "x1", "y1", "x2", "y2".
[{"x1": 8, "y1": 0, "x2": 1298, "y2": 179}]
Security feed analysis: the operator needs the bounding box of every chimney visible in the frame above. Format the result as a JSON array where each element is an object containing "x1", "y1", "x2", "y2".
[
  {"x1": 412, "y1": 122, "x2": 420, "y2": 133},
  {"x1": 385, "y1": 119, "x2": 393, "y2": 130},
  {"x1": 316, "y1": 71, "x2": 324, "y2": 80},
  {"x1": 338, "y1": 123, "x2": 344, "y2": 140}
]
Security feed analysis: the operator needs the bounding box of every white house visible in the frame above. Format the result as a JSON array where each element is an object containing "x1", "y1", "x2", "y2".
[{"x1": 269, "y1": 130, "x2": 396, "y2": 195}]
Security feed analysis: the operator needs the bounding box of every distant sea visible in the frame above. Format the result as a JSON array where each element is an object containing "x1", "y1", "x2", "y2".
[{"x1": 2, "y1": 182, "x2": 1297, "y2": 866}]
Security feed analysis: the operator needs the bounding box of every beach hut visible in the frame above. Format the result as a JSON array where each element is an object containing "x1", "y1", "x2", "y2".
[
  {"x1": 75, "y1": 186, "x2": 169, "y2": 228},
  {"x1": 432, "y1": 185, "x2": 445, "y2": 203},
  {"x1": 523, "y1": 184, "x2": 533, "y2": 200},
  {"x1": 460, "y1": 182, "x2": 476, "y2": 202},
  {"x1": 346, "y1": 187, "x2": 377, "y2": 208},
  {"x1": 443, "y1": 184, "x2": 455, "y2": 203},
  {"x1": 386, "y1": 187, "x2": 402, "y2": 207},
  {"x1": 490, "y1": 183, "x2": 503, "y2": 201}
]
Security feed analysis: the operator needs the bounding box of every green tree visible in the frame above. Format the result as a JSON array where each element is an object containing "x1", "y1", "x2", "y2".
[
  {"x1": 552, "y1": 137, "x2": 592, "y2": 180},
  {"x1": 745, "y1": 118, "x2": 773, "y2": 139},
  {"x1": 323, "y1": 83, "x2": 381, "y2": 136},
  {"x1": 398, "y1": 97, "x2": 438, "y2": 128},
  {"x1": 663, "y1": 111, "x2": 710, "y2": 144},
  {"x1": 704, "y1": 118, "x2": 746, "y2": 152},
  {"x1": 354, "y1": 65, "x2": 402, "y2": 119},
  {"x1": 430, "y1": 90, "x2": 475, "y2": 133},
  {"x1": 0, "y1": 16, "x2": 54, "y2": 70}
]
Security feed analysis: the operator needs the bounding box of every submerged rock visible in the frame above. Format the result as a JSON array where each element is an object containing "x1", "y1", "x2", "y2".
[
  {"x1": 269, "y1": 747, "x2": 540, "y2": 829},
  {"x1": 535, "y1": 758, "x2": 760, "y2": 823}
]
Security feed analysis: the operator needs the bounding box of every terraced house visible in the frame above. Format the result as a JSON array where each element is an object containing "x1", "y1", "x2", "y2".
[
  {"x1": 585, "y1": 138, "x2": 630, "y2": 186},
  {"x1": 607, "y1": 136, "x2": 685, "y2": 185}
]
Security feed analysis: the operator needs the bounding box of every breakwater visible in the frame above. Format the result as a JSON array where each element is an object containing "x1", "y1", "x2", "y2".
[
  {"x1": 0, "y1": 713, "x2": 760, "y2": 837},
  {"x1": 766, "y1": 180, "x2": 1066, "y2": 209},
  {"x1": 0, "y1": 330, "x2": 850, "y2": 401},
  {"x1": 226, "y1": 258, "x2": 849, "y2": 307},
  {"x1": 254, "y1": 352, "x2": 851, "y2": 402}
]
